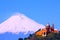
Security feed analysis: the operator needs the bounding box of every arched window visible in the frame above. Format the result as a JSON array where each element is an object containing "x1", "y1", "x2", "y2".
[{"x1": 44, "y1": 32, "x2": 45, "y2": 35}]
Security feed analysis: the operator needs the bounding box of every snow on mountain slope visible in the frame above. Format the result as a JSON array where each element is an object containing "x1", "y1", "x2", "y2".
[{"x1": 0, "y1": 13, "x2": 45, "y2": 34}]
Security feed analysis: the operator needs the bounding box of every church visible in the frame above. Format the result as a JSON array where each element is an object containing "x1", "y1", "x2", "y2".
[{"x1": 36, "y1": 23, "x2": 59, "y2": 36}]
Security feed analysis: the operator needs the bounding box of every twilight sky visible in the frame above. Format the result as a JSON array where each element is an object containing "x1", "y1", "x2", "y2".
[{"x1": 0, "y1": 0, "x2": 60, "y2": 40}]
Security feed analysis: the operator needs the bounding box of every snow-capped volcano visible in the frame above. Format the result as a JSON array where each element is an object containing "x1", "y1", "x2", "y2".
[{"x1": 0, "y1": 13, "x2": 45, "y2": 34}]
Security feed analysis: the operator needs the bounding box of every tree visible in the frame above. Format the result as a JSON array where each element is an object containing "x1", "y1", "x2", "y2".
[
  {"x1": 18, "y1": 38, "x2": 23, "y2": 40},
  {"x1": 24, "y1": 38, "x2": 27, "y2": 40}
]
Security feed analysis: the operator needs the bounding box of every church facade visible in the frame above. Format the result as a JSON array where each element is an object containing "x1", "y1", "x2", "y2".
[{"x1": 36, "y1": 23, "x2": 58, "y2": 36}]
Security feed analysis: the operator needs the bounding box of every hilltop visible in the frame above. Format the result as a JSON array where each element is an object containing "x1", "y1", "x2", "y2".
[{"x1": 18, "y1": 23, "x2": 60, "y2": 40}]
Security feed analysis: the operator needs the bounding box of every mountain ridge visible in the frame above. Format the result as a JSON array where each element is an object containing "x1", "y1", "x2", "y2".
[{"x1": 0, "y1": 13, "x2": 45, "y2": 34}]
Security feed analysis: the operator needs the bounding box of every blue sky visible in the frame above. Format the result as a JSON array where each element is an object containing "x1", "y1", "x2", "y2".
[{"x1": 0, "y1": 0, "x2": 60, "y2": 40}]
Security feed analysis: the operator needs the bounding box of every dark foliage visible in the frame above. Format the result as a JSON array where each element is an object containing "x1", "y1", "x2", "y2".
[
  {"x1": 18, "y1": 31, "x2": 60, "y2": 40},
  {"x1": 18, "y1": 38, "x2": 23, "y2": 40}
]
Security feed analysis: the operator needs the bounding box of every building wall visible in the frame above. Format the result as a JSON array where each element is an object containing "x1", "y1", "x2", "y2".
[{"x1": 36, "y1": 24, "x2": 58, "y2": 36}]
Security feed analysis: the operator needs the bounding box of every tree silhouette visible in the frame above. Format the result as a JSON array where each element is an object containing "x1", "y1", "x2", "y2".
[
  {"x1": 24, "y1": 38, "x2": 27, "y2": 40},
  {"x1": 18, "y1": 38, "x2": 23, "y2": 40}
]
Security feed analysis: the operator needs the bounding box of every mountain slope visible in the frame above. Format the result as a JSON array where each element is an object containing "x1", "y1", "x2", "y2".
[{"x1": 0, "y1": 13, "x2": 45, "y2": 34}]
